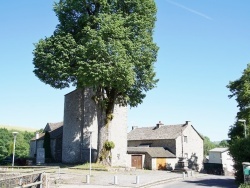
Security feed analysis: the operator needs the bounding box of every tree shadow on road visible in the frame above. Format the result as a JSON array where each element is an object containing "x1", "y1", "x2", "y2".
[{"x1": 183, "y1": 177, "x2": 237, "y2": 188}]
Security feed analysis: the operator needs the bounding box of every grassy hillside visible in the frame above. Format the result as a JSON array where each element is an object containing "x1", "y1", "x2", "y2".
[{"x1": 0, "y1": 125, "x2": 38, "y2": 132}]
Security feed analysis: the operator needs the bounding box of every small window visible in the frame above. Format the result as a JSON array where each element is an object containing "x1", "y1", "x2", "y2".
[{"x1": 184, "y1": 136, "x2": 188, "y2": 143}]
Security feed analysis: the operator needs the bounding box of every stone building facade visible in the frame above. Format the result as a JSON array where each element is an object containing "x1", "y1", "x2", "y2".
[
  {"x1": 127, "y1": 121, "x2": 204, "y2": 171},
  {"x1": 62, "y1": 89, "x2": 128, "y2": 166}
]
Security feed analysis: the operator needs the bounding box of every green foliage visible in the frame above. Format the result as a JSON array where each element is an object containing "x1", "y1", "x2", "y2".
[
  {"x1": 239, "y1": 183, "x2": 250, "y2": 188},
  {"x1": 33, "y1": 0, "x2": 158, "y2": 109},
  {"x1": 0, "y1": 140, "x2": 9, "y2": 160},
  {"x1": 104, "y1": 140, "x2": 115, "y2": 151},
  {"x1": 203, "y1": 136, "x2": 217, "y2": 156},
  {"x1": 227, "y1": 64, "x2": 250, "y2": 184},
  {"x1": 0, "y1": 128, "x2": 11, "y2": 160},
  {"x1": 227, "y1": 64, "x2": 250, "y2": 139},
  {"x1": 0, "y1": 128, "x2": 36, "y2": 160},
  {"x1": 36, "y1": 128, "x2": 44, "y2": 133},
  {"x1": 43, "y1": 131, "x2": 52, "y2": 158},
  {"x1": 218, "y1": 140, "x2": 229, "y2": 147},
  {"x1": 229, "y1": 137, "x2": 250, "y2": 184}
]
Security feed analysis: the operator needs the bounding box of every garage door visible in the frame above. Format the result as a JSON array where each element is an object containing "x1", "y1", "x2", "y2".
[
  {"x1": 131, "y1": 155, "x2": 142, "y2": 169},
  {"x1": 157, "y1": 158, "x2": 166, "y2": 170}
]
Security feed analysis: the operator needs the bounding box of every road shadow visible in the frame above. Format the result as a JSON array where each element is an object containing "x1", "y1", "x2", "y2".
[{"x1": 183, "y1": 177, "x2": 237, "y2": 188}]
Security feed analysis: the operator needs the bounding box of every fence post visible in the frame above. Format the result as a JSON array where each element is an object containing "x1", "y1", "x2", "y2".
[
  {"x1": 136, "y1": 176, "x2": 140, "y2": 184},
  {"x1": 114, "y1": 175, "x2": 118, "y2": 185},
  {"x1": 86, "y1": 175, "x2": 90, "y2": 184}
]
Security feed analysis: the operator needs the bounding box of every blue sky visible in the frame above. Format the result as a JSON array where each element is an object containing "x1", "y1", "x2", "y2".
[{"x1": 0, "y1": 1, "x2": 249, "y2": 141}]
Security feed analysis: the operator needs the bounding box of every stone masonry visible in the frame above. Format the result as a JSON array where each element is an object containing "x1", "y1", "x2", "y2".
[{"x1": 62, "y1": 88, "x2": 127, "y2": 166}]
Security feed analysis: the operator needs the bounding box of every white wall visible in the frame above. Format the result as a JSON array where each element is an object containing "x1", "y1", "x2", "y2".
[
  {"x1": 180, "y1": 125, "x2": 204, "y2": 170},
  {"x1": 209, "y1": 152, "x2": 222, "y2": 164},
  {"x1": 222, "y1": 151, "x2": 234, "y2": 173}
]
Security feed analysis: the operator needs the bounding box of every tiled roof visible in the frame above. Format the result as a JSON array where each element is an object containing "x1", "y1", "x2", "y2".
[
  {"x1": 209, "y1": 147, "x2": 228, "y2": 153},
  {"x1": 127, "y1": 147, "x2": 176, "y2": 158},
  {"x1": 128, "y1": 124, "x2": 187, "y2": 140}
]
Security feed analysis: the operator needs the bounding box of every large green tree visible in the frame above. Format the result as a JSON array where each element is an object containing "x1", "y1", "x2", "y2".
[
  {"x1": 227, "y1": 64, "x2": 250, "y2": 139},
  {"x1": 227, "y1": 64, "x2": 250, "y2": 183},
  {"x1": 33, "y1": 0, "x2": 158, "y2": 163},
  {"x1": 0, "y1": 128, "x2": 11, "y2": 160}
]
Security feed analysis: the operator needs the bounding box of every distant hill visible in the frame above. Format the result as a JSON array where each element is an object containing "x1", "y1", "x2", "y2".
[{"x1": 0, "y1": 125, "x2": 38, "y2": 132}]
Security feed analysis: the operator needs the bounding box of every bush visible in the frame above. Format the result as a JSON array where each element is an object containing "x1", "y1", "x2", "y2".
[
  {"x1": 239, "y1": 183, "x2": 250, "y2": 188},
  {"x1": 229, "y1": 137, "x2": 250, "y2": 184},
  {"x1": 104, "y1": 140, "x2": 115, "y2": 151}
]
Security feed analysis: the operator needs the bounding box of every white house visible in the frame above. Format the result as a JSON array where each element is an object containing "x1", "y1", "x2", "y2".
[{"x1": 209, "y1": 147, "x2": 234, "y2": 175}]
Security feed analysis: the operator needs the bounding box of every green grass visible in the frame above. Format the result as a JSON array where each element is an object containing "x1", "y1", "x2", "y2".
[
  {"x1": 70, "y1": 163, "x2": 108, "y2": 170},
  {"x1": 0, "y1": 125, "x2": 38, "y2": 132}
]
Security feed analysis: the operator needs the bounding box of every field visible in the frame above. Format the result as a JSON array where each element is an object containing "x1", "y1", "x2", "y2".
[{"x1": 0, "y1": 125, "x2": 38, "y2": 132}]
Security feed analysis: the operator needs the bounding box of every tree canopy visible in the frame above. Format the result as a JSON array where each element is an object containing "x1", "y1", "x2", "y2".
[
  {"x1": 0, "y1": 128, "x2": 35, "y2": 162},
  {"x1": 227, "y1": 64, "x2": 250, "y2": 139},
  {"x1": 227, "y1": 64, "x2": 250, "y2": 184},
  {"x1": 33, "y1": 0, "x2": 159, "y2": 108}
]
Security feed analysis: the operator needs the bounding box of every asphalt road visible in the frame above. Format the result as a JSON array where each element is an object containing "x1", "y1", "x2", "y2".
[{"x1": 153, "y1": 175, "x2": 237, "y2": 188}]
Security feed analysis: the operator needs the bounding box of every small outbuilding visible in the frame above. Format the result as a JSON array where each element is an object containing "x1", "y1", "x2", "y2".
[
  {"x1": 208, "y1": 147, "x2": 234, "y2": 175},
  {"x1": 127, "y1": 147, "x2": 176, "y2": 170}
]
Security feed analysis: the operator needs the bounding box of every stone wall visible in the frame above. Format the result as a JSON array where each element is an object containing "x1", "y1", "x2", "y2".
[
  {"x1": 62, "y1": 89, "x2": 84, "y2": 163},
  {"x1": 109, "y1": 105, "x2": 128, "y2": 166},
  {"x1": 62, "y1": 88, "x2": 127, "y2": 166}
]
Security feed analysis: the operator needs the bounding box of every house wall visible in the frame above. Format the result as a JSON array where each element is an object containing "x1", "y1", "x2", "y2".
[
  {"x1": 221, "y1": 151, "x2": 234, "y2": 173},
  {"x1": 62, "y1": 89, "x2": 85, "y2": 163},
  {"x1": 51, "y1": 139, "x2": 56, "y2": 160},
  {"x1": 29, "y1": 140, "x2": 44, "y2": 157},
  {"x1": 144, "y1": 153, "x2": 152, "y2": 169},
  {"x1": 109, "y1": 106, "x2": 128, "y2": 166},
  {"x1": 180, "y1": 125, "x2": 204, "y2": 170},
  {"x1": 62, "y1": 88, "x2": 127, "y2": 166},
  {"x1": 29, "y1": 140, "x2": 36, "y2": 157},
  {"x1": 209, "y1": 152, "x2": 222, "y2": 164}
]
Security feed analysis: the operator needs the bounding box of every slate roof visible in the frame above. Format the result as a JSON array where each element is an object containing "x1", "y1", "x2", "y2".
[
  {"x1": 127, "y1": 147, "x2": 176, "y2": 158},
  {"x1": 128, "y1": 124, "x2": 187, "y2": 141},
  {"x1": 31, "y1": 122, "x2": 63, "y2": 141},
  {"x1": 44, "y1": 122, "x2": 63, "y2": 132},
  {"x1": 209, "y1": 147, "x2": 228, "y2": 153}
]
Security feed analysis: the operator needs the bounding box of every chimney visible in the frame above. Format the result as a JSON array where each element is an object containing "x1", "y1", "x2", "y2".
[
  {"x1": 156, "y1": 121, "x2": 163, "y2": 129},
  {"x1": 186, "y1": 121, "x2": 191, "y2": 126},
  {"x1": 36, "y1": 132, "x2": 39, "y2": 140},
  {"x1": 132, "y1": 126, "x2": 138, "y2": 130}
]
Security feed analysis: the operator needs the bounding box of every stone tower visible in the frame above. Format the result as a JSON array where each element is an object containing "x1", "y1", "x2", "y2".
[{"x1": 62, "y1": 88, "x2": 127, "y2": 166}]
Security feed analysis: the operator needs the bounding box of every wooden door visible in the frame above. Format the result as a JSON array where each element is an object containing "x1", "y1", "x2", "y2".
[
  {"x1": 131, "y1": 155, "x2": 142, "y2": 169},
  {"x1": 157, "y1": 158, "x2": 166, "y2": 170}
]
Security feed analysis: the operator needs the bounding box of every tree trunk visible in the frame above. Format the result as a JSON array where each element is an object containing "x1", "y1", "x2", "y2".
[{"x1": 96, "y1": 88, "x2": 116, "y2": 165}]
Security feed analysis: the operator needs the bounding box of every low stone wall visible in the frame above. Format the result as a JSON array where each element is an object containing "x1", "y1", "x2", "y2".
[{"x1": 0, "y1": 172, "x2": 48, "y2": 188}]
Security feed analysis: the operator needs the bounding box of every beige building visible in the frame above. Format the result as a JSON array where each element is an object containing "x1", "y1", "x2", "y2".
[{"x1": 127, "y1": 121, "x2": 204, "y2": 171}]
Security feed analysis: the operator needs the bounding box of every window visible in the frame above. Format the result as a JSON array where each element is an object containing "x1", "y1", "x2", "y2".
[{"x1": 184, "y1": 136, "x2": 188, "y2": 143}]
